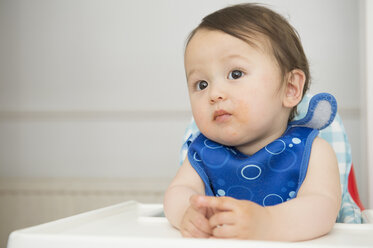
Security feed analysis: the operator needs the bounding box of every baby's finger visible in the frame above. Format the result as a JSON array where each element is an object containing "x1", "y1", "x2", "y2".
[
  {"x1": 183, "y1": 220, "x2": 211, "y2": 238},
  {"x1": 191, "y1": 214, "x2": 212, "y2": 235},
  {"x1": 195, "y1": 196, "x2": 237, "y2": 211},
  {"x1": 189, "y1": 195, "x2": 205, "y2": 209},
  {"x1": 209, "y1": 211, "x2": 235, "y2": 227},
  {"x1": 180, "y1": 229, "x2": 192, "y2": 238},
  {"x1": 211, "y1": 224, "x2": 237, "y2": 239}
]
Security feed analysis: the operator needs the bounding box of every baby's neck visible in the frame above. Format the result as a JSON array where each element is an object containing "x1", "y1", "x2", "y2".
[{"x1": 235, "y1": 125, "x2": 288, "y2": 156}]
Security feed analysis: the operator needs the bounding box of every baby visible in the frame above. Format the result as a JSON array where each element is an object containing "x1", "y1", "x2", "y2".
[{"x1": 163, "y1": 3, "x2": 341, "y2": 241}]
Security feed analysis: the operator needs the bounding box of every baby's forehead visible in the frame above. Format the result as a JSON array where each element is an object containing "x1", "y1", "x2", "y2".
[
  {"x1": 187, "y1": 28, "x2": 274, "y2": 57},
  {"x1": 237, "y1": 33, "x2": 274, "y2": 56}
]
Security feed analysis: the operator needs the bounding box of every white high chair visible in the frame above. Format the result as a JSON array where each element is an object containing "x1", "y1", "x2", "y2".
[{"x1": 6, "y1": 201, "x2": 373, "y2": 248}]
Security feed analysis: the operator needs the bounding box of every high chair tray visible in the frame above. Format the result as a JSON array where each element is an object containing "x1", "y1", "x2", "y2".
[{"x1": 7, "y1": 201, "x2": 373, "y2": 248}]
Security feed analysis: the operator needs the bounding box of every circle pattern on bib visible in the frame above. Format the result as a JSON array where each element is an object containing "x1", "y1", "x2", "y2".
[
  {"x1": 268, "y1": 150, "x2": 297, "y2": 172},
  {"x1": 265, "y1": 140, "x2": 286, "y2": 155},
  {"x1": 227, "y1": 186, "x2": 253, "y2": 200},
  {"x1": 241, "y1": 164, "x2": 262, "y2": 180},
  {"x1": 201, "y1": 144, "x2": 230, "y2": 168},
  {"x1": 263, "y1": 194, "x2": 284, "y2": 206}
]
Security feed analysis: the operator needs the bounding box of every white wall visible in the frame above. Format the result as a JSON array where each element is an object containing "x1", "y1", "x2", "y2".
[
  {"x1": 364, "y1": 0, "x2": 373, "y2": 207},
  {"x1": 0, "y1": 0, "x2": 366, "y2": 203}
]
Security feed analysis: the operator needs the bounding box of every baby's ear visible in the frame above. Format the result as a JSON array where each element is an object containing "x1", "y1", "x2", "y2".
[{"x1": 283, "y1": 69, "x2": 305, "y2": 108}]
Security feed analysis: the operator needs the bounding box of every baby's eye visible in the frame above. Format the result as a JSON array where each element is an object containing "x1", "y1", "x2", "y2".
[
  {"x1": 228, "y1": 70, "x2": 244, "y2": 80},
  {"x1": 196, "y1": 80, "x2": 208, "y2": 91}
]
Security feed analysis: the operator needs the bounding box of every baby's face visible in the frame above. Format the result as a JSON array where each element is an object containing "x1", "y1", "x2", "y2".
[{"x1": 184, "y1": 29, "x2": 291, "y2": 155}]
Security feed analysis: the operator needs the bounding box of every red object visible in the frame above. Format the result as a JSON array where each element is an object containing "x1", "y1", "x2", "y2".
[{"x1": 348, "y1": 164, "x2": 365, "y2": 210}]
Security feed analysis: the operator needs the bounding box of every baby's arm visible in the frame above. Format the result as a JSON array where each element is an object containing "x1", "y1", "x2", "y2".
[
  {"x1": 163, "y1": 157, "x2": 211, "y2": 237},
  {"x1": 194, "y1": 137, "x2": 341, "y2": 241},
  {"x1": 267, "y1": 136, "x2": 342, "y2": 240}
]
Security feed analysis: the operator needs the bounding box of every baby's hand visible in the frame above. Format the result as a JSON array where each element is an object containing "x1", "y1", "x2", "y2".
[
  {"x1": 179, "y1": 195, "x2": 213, "y2": 238},
  {"x1": 192, "y1": 195, "x2": 271, "y2": 239}
]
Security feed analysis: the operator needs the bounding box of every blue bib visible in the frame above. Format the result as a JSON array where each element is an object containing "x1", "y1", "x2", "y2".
[
  {"x1": 187, "y1": 93, "x2": 337, "y2": 207},
  {"x1": 188, "y1": 127, "x2": 318, "y2": 206}
]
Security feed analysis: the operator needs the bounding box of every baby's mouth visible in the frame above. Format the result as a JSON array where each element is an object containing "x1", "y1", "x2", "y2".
[{"x1": 213, "y1": 110, "x2": 232, "y2": 122}]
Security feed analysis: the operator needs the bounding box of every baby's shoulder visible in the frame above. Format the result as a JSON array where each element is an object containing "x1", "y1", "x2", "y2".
[
  {"x1": 309, "y1": 136, "x2": 338, "y2": 166},
  {"x1": 312, "y1": 136, "x2": 334, "y2": 152}
]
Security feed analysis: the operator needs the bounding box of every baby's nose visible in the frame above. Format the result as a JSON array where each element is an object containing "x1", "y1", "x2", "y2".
[{"x1": 209, "y1": 86, "x2": 226, "y2": 104}]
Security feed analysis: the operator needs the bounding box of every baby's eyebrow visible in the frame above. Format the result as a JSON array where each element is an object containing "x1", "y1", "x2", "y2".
[
  {"x1": 186, "y1": 68, "x2": 198, "y2": 79},
  {"x1": 221, "y1": 54, "x2": 250, "y2": 62}
]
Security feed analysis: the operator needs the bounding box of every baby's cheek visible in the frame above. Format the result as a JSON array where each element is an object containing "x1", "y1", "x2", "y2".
[
  {"x1": 191, "y1": 104, "x2": 204, "y2": 120},
  {"x1": 235, "y1": 101, "x2": 252, "y2": 122},
  {"x1": 193, "y1": 112, "x2": 210, "y2": 133}
]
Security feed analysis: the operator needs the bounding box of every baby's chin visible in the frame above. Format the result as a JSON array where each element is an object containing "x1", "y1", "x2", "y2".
[{"x1": 200, "y1": 128, "x2": 246, "y2": 147}]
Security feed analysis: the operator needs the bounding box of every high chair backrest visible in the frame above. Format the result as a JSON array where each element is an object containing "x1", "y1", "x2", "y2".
[
  {"x1": 349, "y1": 164, "x2": 365, "y2": 210},
  {"x1": 180, "y1": 93, "x2": 362, "y2": 223}
]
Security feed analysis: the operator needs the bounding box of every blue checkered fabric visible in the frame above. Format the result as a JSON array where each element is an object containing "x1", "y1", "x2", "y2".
[{"x1": 180, "y1": 94, "x2": 362, "y2": 223}]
